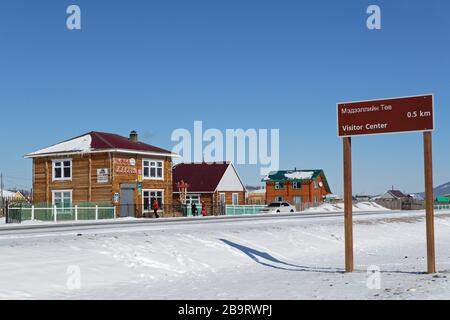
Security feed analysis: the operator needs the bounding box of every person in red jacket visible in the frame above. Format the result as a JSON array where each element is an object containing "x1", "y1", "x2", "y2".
[
  {"x1": 201, "y1": 200, "x2": 207, "y2": 216},
  {"x1": 153, "y1": 199, "x2": 159, "y2": 218}
]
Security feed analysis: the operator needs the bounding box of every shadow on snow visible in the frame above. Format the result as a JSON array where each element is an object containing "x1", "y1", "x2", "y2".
[
  {"x1": 219, "y1": 239, "x2": 427, "y2": 275},
  {"x1": 219, "y1": 238, "x2": 343, "y2": 274}
]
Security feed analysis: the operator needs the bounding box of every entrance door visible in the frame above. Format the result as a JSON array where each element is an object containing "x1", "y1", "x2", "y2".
[{"x1": 120, "y1": 186, "x2": 135, "y2": 217}]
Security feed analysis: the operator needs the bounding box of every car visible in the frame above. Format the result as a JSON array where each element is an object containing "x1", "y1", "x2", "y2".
[{"x1": 260, "y1": 201, "x2": 296, "y2": 214}]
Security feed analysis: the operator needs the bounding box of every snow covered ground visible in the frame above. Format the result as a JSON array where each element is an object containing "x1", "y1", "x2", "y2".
[
  {"x1": 0, "y1": 210, "x2": 450, "y2": 300},
  {"x1": 304, "y1": 201, "x2": 390, "y2": 213}
]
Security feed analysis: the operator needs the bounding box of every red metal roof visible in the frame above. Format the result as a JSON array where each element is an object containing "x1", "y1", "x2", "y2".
[
  {"x1": 173, "y1": 162, "x2": 230, "y2": 193},
  {"x1": 89, "y1": 131, "x2": 172, "y2": 154}
]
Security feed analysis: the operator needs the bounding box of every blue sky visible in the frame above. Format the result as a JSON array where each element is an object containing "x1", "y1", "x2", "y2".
[{"x1": 0, "y1": 0, "x2": 449, "y2": 195}]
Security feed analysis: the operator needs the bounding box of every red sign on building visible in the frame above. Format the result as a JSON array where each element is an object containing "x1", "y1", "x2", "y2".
[{"x1": 337, "y1": 95, "x2": 434, "y2": 137}]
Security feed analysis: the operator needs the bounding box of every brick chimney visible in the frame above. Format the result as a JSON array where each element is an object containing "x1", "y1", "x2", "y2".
[{"x1": 129, "y1": 131, "x2": 138, "y2": 143}]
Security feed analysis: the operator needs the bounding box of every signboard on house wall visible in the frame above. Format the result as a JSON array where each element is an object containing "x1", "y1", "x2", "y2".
[
  {"x1": 337, "y1": 94, "x2": 434, "y2": 137},
  {"x1": 97, "y1": 168, "x2": 109, "y2": 183},
  {"x1": 114, "y1": 158, "x2": 138, "y2": 174}
]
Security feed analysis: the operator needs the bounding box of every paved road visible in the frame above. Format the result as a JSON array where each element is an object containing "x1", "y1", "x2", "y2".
[{"x1": 0, "y1": 209, "x2": 438, "y2": 238}]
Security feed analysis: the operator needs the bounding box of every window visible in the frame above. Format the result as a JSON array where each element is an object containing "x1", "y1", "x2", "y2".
[
  {"x1": 53, "y1": 159, "x2": 72, "y2": 180},
  {"x1": 232, "y1": 193, "x2": 239, "y2": 205},
  {"x1": 293, "y1": 196, "x2": 303, "y2": 204},
  {"x1": 52, "y1": 190, "x2": 72, "y2": 213},
  {"x1": 186, "y1": 194, "x2": 201, "y2": 205},
  {"x1": 219, "y1": 193, "x2": 226, "y2": 204},
  {"x1": 313, "y1": 180, "x2": 319, "y2": 189},
  {"x1": 143, "y1": 190, "x2": 164, "y2": 212},
  {"x1": 292, "y1": 181, "x2": 302, "y2": 189},
  {"x1": 276, "y1": 196, "x2": 284, "y2": 202},
  {"x1": 268, "y1": 202, "x2": 281, "y2": 207},
  {"x1": 143, "y1": 159, "x2": 164, "y2": 180},
  {"x1": 274, "y1": 182, "x2": 284, "y2": 190},
  {"x1": 314, "y1": 196, "x2": 318, "y2": 204}
]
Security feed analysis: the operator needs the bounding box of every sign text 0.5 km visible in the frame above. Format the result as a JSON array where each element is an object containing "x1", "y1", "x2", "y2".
[{"x1": 337, "y1": 95, "x2": 434, "y2": 137}]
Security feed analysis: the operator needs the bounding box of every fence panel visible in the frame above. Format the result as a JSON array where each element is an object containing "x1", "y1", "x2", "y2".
[
  {"x1": 225, "y1": 205, "x2": 266, "y2": 216},
  {"x1": 435, "y1": 204, "x2": 450, "y2": 211},
  {"x1": 5, "y1": 205, "x2": 115, "y2": 224}
]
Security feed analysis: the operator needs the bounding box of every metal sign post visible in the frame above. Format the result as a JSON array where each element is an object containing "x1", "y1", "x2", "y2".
[{"x1": 337, "y1": 94, "x2": 435, "y2": 274}]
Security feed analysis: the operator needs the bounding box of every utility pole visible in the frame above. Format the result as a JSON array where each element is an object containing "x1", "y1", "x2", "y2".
[{"x1": 0, "y1": 172, "x2": 3, "y2": 200}]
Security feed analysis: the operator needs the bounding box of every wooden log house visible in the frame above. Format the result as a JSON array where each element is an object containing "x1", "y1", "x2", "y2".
[
  {"x1": 172, "y1": 162, "x2": 247, "y2": 215},
  {"x1": 263, "y1": 169, "x2": 331, "y2": 206},
  {"x1": 25, "y1": 131, "x2": 178, "y2": 217}
]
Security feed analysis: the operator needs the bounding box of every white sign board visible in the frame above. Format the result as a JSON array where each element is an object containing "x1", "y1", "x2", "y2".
[{"x1": 97, "y1": 168, "x2": 109, "y2": 183}]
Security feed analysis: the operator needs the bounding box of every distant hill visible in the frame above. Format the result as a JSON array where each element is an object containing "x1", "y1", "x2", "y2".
[{"x1": 416, "y1": 181, "x2": 450, "y2": 198}]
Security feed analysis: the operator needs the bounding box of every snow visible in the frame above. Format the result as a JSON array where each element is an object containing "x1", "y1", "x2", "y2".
[
  {"x1": 27, "y1": 134, "x2": 92, "y2": 156},
  {"x1": 248, "y1": 189, "x2": 266, "y2": 194},
  {"x1": 0, "y1": 190, "x2": 16, "y2": 198},
  {"x1": 1, "y1": 210, "x2": 450, "y2": 299},
  {"x1": 284, "y1": 171, "x2": 314, "y2": 180},
  {"x1": 305, "y1": 201, "x2": 390, "y2": 213}
]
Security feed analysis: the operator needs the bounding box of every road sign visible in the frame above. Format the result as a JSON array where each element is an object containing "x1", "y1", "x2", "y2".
[
  {"x1": 338, "y1": 94, "x2": 436, "y2": 274},
  {"x1": 337, "y1": 94, "x2": 434, "y2": 137}
]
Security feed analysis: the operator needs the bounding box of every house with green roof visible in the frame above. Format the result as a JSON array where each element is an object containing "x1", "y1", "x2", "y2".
[{"x1": 262, "y1": 169, "x2": 332, "y2": 207}]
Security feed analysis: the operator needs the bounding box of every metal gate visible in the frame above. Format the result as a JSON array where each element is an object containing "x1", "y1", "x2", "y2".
[
  {"x1": 5, "y1": 203, "x2": 22, "y2": 224},
  {"x1": 120, "y1": 186, "x2": 135, "y2": 217}
]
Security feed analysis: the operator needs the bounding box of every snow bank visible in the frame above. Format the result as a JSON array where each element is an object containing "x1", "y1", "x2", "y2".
[{"x1": 304, "y1": 201, "x2": 390, "y2": 213}]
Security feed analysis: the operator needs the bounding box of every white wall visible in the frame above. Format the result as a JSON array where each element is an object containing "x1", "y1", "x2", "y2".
[{"x1": 216, "y1": 165, "x2": 245, "y2": 192}]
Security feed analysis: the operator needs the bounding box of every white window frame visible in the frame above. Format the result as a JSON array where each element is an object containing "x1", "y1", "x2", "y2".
[
  {"x1": 232, "y1": 193, "x2": 239, "y2": 205},
  {"x1": 142, "y1": 159, "x2": 164, "y2": 180},
  {"x1": 52, "y1": 190, "x2": 73, "y2": 209},
  {"x1": 52, "y1": 159, "x2": 72, "y2": 181},
  {"x1": 186, "y1": 194, "x2": 201, "y2": 205},
  {"x1": 292, "y1": 181, "x2": 302, "y2": 189},
  {"x1": 219, "y1": 193, "x2": 226, "y2": 204},
  {"x1": 274, "y1": 182, "x2": 284, "y2": 190},
  {"x1": 142, "y1": 189, "x2": 164, "y2": 212}
]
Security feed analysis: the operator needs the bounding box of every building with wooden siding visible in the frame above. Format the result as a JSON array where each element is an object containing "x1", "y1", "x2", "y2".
[
  {"x1": 263, "y1": 169, "x2": 331, "y2": 206},
  {"x1": 25, "y1": 131, "x2": 177, "y2": 218},
  {"x1": 172, "y1": 162, "x2": 247, "y2": 215}
]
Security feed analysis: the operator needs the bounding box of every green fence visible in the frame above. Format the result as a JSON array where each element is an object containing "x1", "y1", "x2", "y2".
[
  {"x1": 181, "y1": 204, "x2": 203, "y2": 217},
  {"x1": 435, "y1": 204, "x2": 450, "y2": 211},
  {"x1": 7, "y1": 203, "x2": 116, "y2": 223},
  {"x1": 225, "y1": 205, "x2": 267, "y2": 216}
]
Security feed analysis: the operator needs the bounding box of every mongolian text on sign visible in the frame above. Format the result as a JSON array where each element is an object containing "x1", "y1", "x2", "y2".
[
  {"x1": 337, "y1": 95, "x2": 434, "y2": 137},
  {"x1": 114, "y1": 158, "x2": 138, "y2": 174}
]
